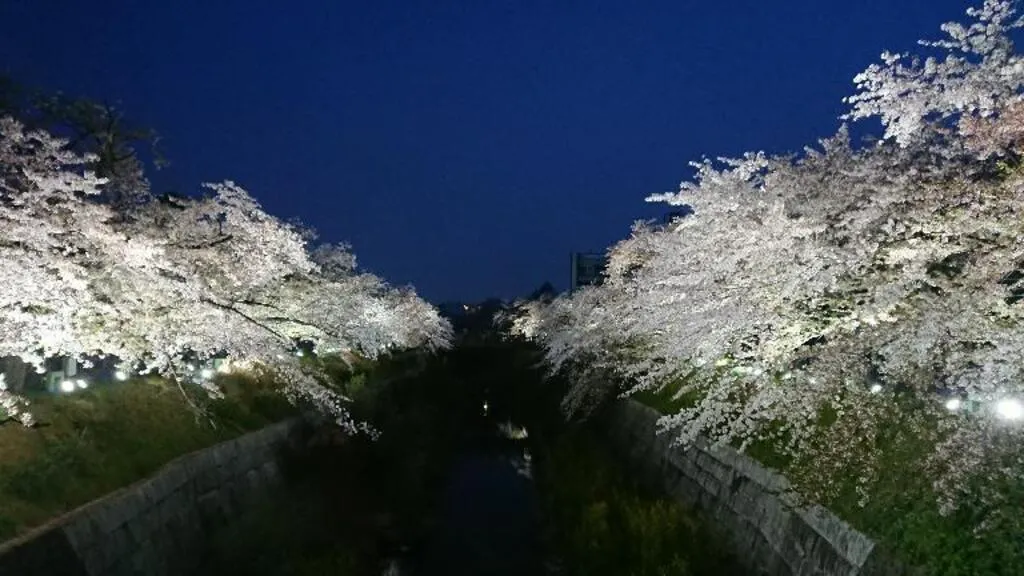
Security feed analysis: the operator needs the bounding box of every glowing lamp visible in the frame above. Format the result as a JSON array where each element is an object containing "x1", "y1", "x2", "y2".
[{"x1": 995, "y1": 398, "x2": 1023, "y2": 421}]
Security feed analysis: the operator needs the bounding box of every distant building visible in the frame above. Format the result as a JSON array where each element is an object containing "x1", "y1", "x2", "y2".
[{"x1": 570, "y1": 252, "x2": 607, "y2": 290}]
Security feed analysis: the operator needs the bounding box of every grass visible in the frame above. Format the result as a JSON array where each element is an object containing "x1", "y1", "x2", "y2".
[
  {"x1": 536, "y1": 423, "x2": 739, "y2": 576},
  {"x1": 633, "y1": 375, "x2": 1024, "y2": 576},
  {"x1": 0, "y1": 372, "x2": 297, "y2": 543},
  {"x1": 632, "y1": 374, "x2": 699, "y2": 416}
]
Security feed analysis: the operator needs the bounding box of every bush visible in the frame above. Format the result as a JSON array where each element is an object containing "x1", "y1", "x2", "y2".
[{"x1": 537, "y1": 425, "x2": 738, "y2": 576}]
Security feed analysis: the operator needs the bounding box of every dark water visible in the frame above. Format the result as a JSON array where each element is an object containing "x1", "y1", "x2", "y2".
[{"x1": 418, "y1": 448, "x2": 542, "y2": 576}]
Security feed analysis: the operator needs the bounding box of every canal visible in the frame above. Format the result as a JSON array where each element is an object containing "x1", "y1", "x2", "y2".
[{"x1": 200, "y1": 344, "x2": 739, "y2": 575}]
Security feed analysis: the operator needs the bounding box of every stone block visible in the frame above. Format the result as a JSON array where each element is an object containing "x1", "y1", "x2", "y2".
[
  {"x1": 95, "y1": 525, "x2": 132, "y2": 574},
  {"x1": 61, "y1": 515, "x2": 100, "y2": 553},
  {"x1": 603, "y1": 400, "x2": 904, "y2": 576},
  {"x1": 196, "y1": 491, "x2": 225, "y2": 532},
  {"x1": 194, "y1": 465, "x2": 220, "y2": 494},
  {"x1": 260, "y1": 461, "x2": 280, "y2": 485},
  {"x1": 0, "y1": 419, "x2": 308, "y2": 576},
  {"x1": 149, "y1": 525, "x2": 175, "y2": 562},
  {"x1": 78, "y1": 540, "x2": 107, "y2": 575},
  {"x1": 244, "y1": 468, "x2": 262, "y2": 494},
  {"x1": 130, "y1": 546, "x2": 159, "y2": 576},
  {"x1": 233, "y1": 445, "x2": 256, "y2": 475},
  {"x1": 171, "y1": 510, "x2": 201, "y2": 558},
  {"x1": 124, "y1": 514, "x2": 150, "y2": 546},
  {"x1": 211, "y1": 453, "x2": 235, "y2": 482},
  {"x1": 90, "y1": 499, "x2": 130, "y2": 535},
  {"x1": 235, "y1": 431, "x2": 260, "y2": 456},
  {"x1": 140, "y1": 508, "x2": 164, "y2": 546},
  {"x1": 136, "y1": 478, "x2": 164, "y2": 507},
  {"x1": 800, "y1": 505, "x2": 874, "y2": 570},
  {"x1": 699, "y1": 453, "x2": 736, "y2": 486},
  {"x1": 728, "y1": 489, "x2": 761, "y2": 522},
  {"x1": 757, "y1": 499, "x2": 790, "y2": 549},
  {"x1": 161, "y1": 461, "x2": 190, "y2": 494},
  {"x1": 183, "y1": 451, "x2": 215, "y2": 482},
  {"x1": 156, "y1": 494, "x2": 180, "y2": 528},
  {"x1": 0, "y1": 527, "x2": 89, "y2": 576}
]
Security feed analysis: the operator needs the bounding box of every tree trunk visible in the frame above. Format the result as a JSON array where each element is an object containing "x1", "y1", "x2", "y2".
[{"x1": 2, "y1": 356, "x2": 27, "y2": 393}]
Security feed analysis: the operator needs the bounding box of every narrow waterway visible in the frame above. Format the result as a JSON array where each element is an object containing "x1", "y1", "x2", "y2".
[
  {"x1": 418, "y1": 441, "x2": 541, "y2": 575},
  {"x1": 201, "y1": 344, "x2": 739, "y2": 575}
]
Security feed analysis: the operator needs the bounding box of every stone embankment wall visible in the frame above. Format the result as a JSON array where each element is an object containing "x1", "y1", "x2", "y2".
[
  {"x1": 607, "y1": 401, "x2": 911, "y2": 576},
  {"x1": 0, "y1": 419, "x2": 305, "y2": 576}
]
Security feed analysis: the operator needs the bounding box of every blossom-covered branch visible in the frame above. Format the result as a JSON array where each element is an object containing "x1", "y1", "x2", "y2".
[
  {"x1": 0, "y1": 116, "x2": 452, "y2": 432},
  {"x1": 513, "y1": 0, "x2": 1024, "y2": 523}
]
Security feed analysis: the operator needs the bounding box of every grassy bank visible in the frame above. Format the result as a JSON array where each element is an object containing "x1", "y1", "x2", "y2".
[
  {"x1": 634, "y1": 377, "x2": 1024, "y2": 576},
  {"x1": 536, "y1": 423, "x2": 739, "y2": 576},
  {"x1": 0, "y1": 372, "x2": 296, "y2": 543}
]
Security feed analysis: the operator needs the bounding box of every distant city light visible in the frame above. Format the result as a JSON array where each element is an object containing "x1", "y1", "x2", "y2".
[
  {"x1": 60, "y1": 380, "x2": 75, "y2": 393},
  {"x1": 498, "y1": 421, "x2": 529, "y2": 440},
  {"x1": 995, "y1": 398, "x2": 1023, "y2": 421},
  {"x1": 114, "y1": 370, "x2": 129, "y2": 381},
  {"x1": 870, "y1": 384, "x2": 883, "y2": 394},
  {"x1": 944, "y1": 397, "x2": 962, "y2": 412}
]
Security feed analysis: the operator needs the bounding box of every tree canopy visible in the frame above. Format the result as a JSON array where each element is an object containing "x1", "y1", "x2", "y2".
[
  {"x1": 511, "y1": 0, "x2": 1024, "y2": 526},
  {"x1": 0, "y1": 114, "x2": 451, "y2": 430}
]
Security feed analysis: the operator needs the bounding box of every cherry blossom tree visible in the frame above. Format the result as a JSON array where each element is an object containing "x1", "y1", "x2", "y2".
[
  {"x1": 515, "y1": 0, "x2": 1024, "y2": 522},
  {"x1": 844, "y1": 0, "x2": 1024, "y2": 152},
  {"x1": 0, "y1": 77, "x2": 165, "y2": 212},
  {"x1": 0, "y1": 115, "x2": 451, "y2": 433},
  {"x1": 0, "y1": 374, "x2": 32, "y2": 426}
]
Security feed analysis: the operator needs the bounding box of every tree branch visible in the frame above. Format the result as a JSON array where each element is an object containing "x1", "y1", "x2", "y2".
[
  {"x1": 201, "y1": 296, "x2": 292, "y2": 344},
  {"x1": 173, "y1": 234, "x2": 234, "y2": 250}
]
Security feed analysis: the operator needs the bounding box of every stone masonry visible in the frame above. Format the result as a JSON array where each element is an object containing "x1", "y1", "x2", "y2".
[
  {"x1": 607, "y1": 401, "x2": 913, "y2": 576},
  {"x1": 0, "y1": 418, "x2": 305, "y2": 576}
]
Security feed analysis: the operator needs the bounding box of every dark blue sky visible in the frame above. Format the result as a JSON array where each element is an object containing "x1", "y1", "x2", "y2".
[{"x1": 0, "y1": 0, "x2": 970, "y2": 302}]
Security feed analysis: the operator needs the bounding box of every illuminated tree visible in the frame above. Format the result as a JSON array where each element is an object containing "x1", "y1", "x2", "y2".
[
  {"x1": 0, "y1": 76, "x2": 165, "y2": 211},
  {"x1": 0, "y1": 116, "x2": 451, "y2": 432},
  {"x1": 516, "y1": 1, "x2": 1024, "y2": 520}
]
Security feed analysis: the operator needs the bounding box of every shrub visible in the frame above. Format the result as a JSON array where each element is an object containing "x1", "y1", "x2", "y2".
[{"x1": 537, "y1": 425, "x2": 737, "y2": 576}]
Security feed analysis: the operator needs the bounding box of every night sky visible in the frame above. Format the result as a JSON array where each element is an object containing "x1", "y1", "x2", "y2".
[{"x1": 0, "y1": 1, "x2": 970, "y2": 303}]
